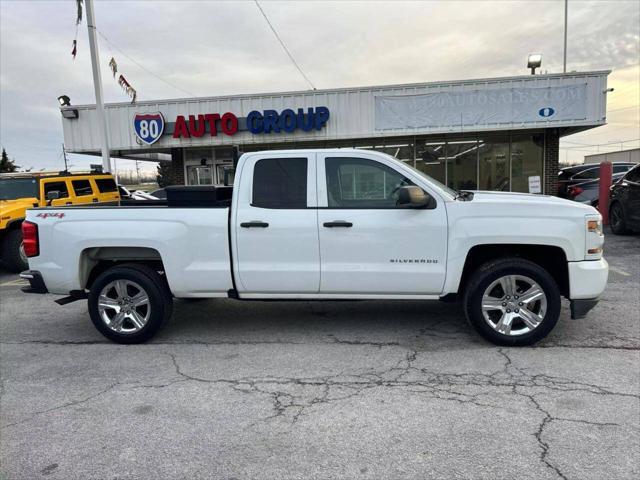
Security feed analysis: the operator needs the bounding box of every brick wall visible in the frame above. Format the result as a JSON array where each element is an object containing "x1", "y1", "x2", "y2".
[
  {"x1": 160, "y1": 148, "x2": 185, "y2": 186},
  {"x1": 544, "y1": 129, "x2": 560, "y2": 195}
]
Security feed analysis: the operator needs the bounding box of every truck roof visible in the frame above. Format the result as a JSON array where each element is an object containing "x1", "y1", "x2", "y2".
[{"x1": 0, "y1": 170, "x2": 112, "y2": 180}]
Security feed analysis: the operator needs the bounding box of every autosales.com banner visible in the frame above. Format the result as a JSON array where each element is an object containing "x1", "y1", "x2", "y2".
[{"x1": 375, "y1": 84, "x2": 588, "y2": 130}]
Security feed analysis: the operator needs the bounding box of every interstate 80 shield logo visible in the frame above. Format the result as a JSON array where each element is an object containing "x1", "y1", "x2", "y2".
[{"x1": 133, "y1": 112, "x2": 165, "y2": 145}]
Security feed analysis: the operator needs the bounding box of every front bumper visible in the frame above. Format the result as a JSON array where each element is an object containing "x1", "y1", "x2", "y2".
[
  {"x1": 20, "y1": 270, "x2": 48, "y2": 294},
  {"x1": 567, "y1": 258, "x2": 608, "y2": 320},
  {"x1": 568, "y1": 258, "x2": 609, "y2": 299}
]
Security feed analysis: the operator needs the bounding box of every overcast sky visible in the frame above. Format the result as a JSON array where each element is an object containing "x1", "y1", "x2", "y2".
[{"x1": 1, "y1": 0, "x2": 638, "y2": 174}]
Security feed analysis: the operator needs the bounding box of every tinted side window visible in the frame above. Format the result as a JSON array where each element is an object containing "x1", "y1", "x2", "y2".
[
  {"x1": 95, "y1": 178, "x2": 118, "y2": 193},
  {"x1": 43, "y1": 181, "x2": 69, "y2": 198},
  {"x1": 573, "y1": 168, "x2": 599, "y2": 180},
  {"x1": 625, "y1": 165, "x2": 640, "y2": 183},
  {"x1": 72, "y1": 179, "x2": 93, "y2": 196},
  {"x1": 325, "y1": 157, "x2": 413, "y2": 208},
  {"x1": 613, "y1": 165, "x2": 631, "y2": 174},
  {"x1": 252, "y1": 158, "x2": 307, "y2": 208}
]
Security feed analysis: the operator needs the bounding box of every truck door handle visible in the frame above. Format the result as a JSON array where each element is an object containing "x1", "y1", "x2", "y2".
[
  {"x1": 92, "y1": 198, "x2": 99, "y2": 203},
  {"x1": 65, "y1": 202, "x2": 72, "y2": 205},
  {"x1": 240, "y1": 221, "x2": 269, "y2": 228},
  {"x1": 323, "y1": 221, "x2": 353, "y2": 228}
]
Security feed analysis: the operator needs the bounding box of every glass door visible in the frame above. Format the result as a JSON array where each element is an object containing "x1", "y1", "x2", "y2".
[{"x1": 187, "y1": 166, "x2": 213, "y2": 185}]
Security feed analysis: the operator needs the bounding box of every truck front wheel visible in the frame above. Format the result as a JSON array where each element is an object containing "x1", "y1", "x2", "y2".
[
  {"x1": 88, "y1": 264, "x2": 173, "y2": 344},
  {"x1": 463, "y1": 258, "x2": 561, "y2": 346}
]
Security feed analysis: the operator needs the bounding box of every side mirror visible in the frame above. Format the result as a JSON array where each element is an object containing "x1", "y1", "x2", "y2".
[
  {"x1": 397, "y1": 186, "x2": 435, "y2": 209},
  {"x1": 46, "y1": 191, "x2": 61, "y2": 203}
]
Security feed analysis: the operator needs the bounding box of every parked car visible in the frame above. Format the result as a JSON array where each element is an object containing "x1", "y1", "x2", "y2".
[
  {"x1": 565, "y1": 171, "x2": 631, "y2": 207},
  {"x1": 149, "y1": 188, "x2": 166, "y2": 200},
  {"x1": 20, "y1": 149, "x2": 607, "y2": 347},
  {"x1": 118, "y1": 185, "x2": 162, "y2": 201},
  {"x1": 609, "y1": 164, "x2": 640, "y2": 234},
  {"x1": 558, "y1": 162, "x2": 637, "y2": 199},
  {"x1": 0, "y1": 171, "x2": 119, "y2": 272}
]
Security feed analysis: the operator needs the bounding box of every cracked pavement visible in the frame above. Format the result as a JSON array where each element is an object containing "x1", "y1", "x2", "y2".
[{"x1": 1, "y1": 230, "x2": 638, "y2": 479}]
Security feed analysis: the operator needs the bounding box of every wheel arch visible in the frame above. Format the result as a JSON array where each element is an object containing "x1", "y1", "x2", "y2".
[
  {"x1": 458, "y1": 244, "x2": 570, "y2": 298},
  {"x1": 80, "y1": 246, "x2": 168, "y2": 291}
]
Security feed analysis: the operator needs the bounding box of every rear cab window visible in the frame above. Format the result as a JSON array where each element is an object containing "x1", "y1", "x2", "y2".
[{"x1": 252, "y1": 158, "x2": 308, "y2": 208}]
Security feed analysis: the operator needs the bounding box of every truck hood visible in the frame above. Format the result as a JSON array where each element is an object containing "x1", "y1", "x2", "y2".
[
  {"x1": 0, "y1": 198, "x2": 38, "y2": 227},
  {"x1": 467, "y1": 191, "x2": 598, "y2": 214}
]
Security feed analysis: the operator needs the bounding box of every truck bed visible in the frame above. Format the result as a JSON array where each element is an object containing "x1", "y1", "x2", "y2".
[{"x1": 28, "y1": 205, "x2": 234, "y2": 297}]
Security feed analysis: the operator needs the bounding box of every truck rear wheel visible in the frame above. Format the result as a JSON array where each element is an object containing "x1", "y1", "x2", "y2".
[
  {"x1": 2, "y1": 229, "x2": 28, "y2": 273},
  {"x1": 88, "y1": 264, "x2": 173, "y2": 344},
  {"x1": 463, "y1": 258, "x2": 561, "y2": 346}
]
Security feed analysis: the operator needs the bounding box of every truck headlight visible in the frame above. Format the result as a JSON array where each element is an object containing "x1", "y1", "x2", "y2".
[
  {"x1": 585, "y1": 216, "x2": 604, "y2": 259},
  {"x1": 587, "y1": 219, "x2": 602, "y2": 235}
]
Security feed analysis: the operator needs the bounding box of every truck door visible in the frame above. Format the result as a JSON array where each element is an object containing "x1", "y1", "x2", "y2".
[
  {"x1": 316, "y1": 153, "x2": 448, "y2": 295},
  {"x1": 233, "y1": 153, "x2": 320, "y2": 293}
]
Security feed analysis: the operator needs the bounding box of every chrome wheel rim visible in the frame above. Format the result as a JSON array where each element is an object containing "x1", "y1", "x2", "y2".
[
  {"x1": 97, "y1": 280, "x2": 150, "y2": 334},
  {"x1": 481, "y1": 274, "x2": 547, "y2": 336}
]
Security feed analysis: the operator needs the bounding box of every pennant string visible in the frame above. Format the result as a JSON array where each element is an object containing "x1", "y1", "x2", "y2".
[
  {"x1": 108, "y1": 57, "x2": 118, "y2": 78},
  {"x1": 76, "y1": 0, "x2": 83, "y2": 25}
]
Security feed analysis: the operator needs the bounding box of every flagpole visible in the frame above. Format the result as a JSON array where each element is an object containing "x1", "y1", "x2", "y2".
[
  {"x1": 85, "y1": 0, "x2": 111, "y2": 174},
  {"x1": 563, "y1": 0, "x2": 568, "y2": 73}
]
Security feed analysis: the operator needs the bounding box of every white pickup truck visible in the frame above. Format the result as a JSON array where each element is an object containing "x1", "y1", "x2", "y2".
[{"x1": 20, "y1": 149, "x2": 608, "y2": 346}]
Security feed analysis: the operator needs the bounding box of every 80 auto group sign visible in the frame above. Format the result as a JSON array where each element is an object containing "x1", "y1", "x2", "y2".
[{"x1": 133, "y1": 106, "x2": 330, "y2": 146}]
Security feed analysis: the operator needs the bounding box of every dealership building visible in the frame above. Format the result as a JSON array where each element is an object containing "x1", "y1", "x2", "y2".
[{"x1": 61, "y1": 70, "x2": 610, "y2": 195}]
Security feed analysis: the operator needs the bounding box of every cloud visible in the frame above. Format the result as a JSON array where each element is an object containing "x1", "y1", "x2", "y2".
[{"x1": 1, "y1": 0, "x2": 638, "y2": 172}]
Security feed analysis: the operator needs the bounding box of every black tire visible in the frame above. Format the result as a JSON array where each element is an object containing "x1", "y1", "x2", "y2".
[
  {"x1": 88, "y1": 263, "x2": 173, "y2": 344},
  {"x1": 2, "y1": 228, "x2": 28, "y2": 273},
  {"x1": 463, "y1": 258, "x2": 561, "y2": 346},
  {"x1": 609, "y1": 201, "x2": 629, "y2": 235}
]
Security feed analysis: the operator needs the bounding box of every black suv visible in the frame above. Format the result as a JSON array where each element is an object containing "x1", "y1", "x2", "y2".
[{"x1": 609, "y1": 164, "x2": 640, "y2": 234}]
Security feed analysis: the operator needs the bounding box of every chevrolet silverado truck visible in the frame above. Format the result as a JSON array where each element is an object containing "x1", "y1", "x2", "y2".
[{"x1": 20, "y1": 149, "x2": 608, "y2": 346}]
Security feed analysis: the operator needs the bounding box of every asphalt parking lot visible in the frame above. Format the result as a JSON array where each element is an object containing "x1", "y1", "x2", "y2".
[{"x1": 0, "y1": 229, "x2": 638, "y2": 480}]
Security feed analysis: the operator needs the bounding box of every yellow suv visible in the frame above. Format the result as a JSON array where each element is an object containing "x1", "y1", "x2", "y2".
[{"x1": 0, "y1": 171, "x2": 120, "y2": 272}]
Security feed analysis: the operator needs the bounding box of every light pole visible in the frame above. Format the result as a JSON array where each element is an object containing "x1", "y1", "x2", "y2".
[
  {"x1": 85, "y1": 0, "x2": 111, "y2": 174},
  {"x1": 563, "y1": 0, "x2": 568, "y2": 73}
]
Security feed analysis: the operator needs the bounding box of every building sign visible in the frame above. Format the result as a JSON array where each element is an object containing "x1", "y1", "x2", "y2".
[
  {"x1": 133, "y1": 112, "x2": 165, "y2": 145},
  {"x1": 375, "y1": 84, "x2": 587, "y2": 130},
  {"x1": 246, "y1": 107, "x2": 330, "y2": 134},
  {"x1": 167, "y1": 107, "x2": 330, "y2": 139}
]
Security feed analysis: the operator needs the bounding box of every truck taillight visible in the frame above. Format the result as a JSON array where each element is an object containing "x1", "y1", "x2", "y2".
[{"x1": 21, "y1": 221, "x2": 39, "y2": 257}]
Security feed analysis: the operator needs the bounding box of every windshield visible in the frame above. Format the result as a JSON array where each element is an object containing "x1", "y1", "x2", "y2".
[{"x1": 0, "y1": 178, "x2": 39, "y2": 200}]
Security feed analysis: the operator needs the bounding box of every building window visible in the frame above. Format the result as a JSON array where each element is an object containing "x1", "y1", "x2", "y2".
[
  {"x1": 325, "y1": 157, "x2": 413, "y2": 208},
  {"x1": 510, "y1": 134, "x2": 544, "y2": 193},
  {"x1": 446, "y1": 139, "x2": 479, "y2": 190},
  {"x1": 479, "y1": 136, "x2": 510, "y2": 191},
  {"x1": 415, "y1": 139, "x2": 446, "y2": 185},
  {"x1": 252, "y1": 158, "x2": 307, "y2": 208}
]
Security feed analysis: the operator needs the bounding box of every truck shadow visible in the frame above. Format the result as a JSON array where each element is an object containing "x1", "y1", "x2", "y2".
[{"x1": 156, "y1": 298, "x2": 480, "y2": 350}]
